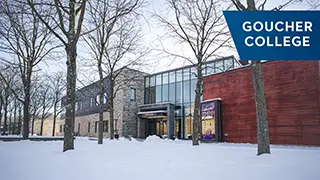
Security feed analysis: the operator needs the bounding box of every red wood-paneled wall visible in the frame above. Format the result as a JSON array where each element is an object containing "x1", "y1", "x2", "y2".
[{"x1": 203, "y1": 61, "x2": 320, "y2": 146}]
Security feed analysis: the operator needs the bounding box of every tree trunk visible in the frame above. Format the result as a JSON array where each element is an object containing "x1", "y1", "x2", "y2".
[
  {"x1": 31, "y1": 108, "x2": 36, "y2": 135},
  {"x1": 0, "y1": 99, "x2": 2, "y2": 134},
  {"x1": 9, "y1": 111, "x2": 12, "y2": 135},
  {"x1": 52, "y1": 97, "x2": 58, "y2": 136},
  {"x1": 13, "y1": 99, "x2": 17, "y2": 134},
  {"x1": 109, "y1": 79, "x2": 115, "y2": 140},
  {"x1": 18, "y1": 105, "x2": 22, "y2": 135},
  {"x1": 192, "y1": 64, "x2": 202, "y2": 146},
  {"x1": 22, "y1": 73, "x2": 31, "y2": 139},
  {"x1": 251, "y1": 61, "x2": 270, "y2": 155},
  {"x1": 4, "y1": 97, "x2": 8, "y2": 135},
  {"x1": 98, "y1": 61, "x2": 104, "y2": 144},
  {"x1": 63, "y1": 44, "x2": 77, "y2": 152},
  {"x1": 40, "y1": 120, "x2": 44, "y2": 136}
]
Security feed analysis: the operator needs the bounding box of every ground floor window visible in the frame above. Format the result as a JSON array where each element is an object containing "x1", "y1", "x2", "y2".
[{"x1": 103, "y1": 121, "x2": 108, "y2": 132}]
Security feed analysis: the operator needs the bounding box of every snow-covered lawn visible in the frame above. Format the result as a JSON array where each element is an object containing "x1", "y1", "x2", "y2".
[{"x1": 1, "y1": 136, "x2": 320, "y2": 180}]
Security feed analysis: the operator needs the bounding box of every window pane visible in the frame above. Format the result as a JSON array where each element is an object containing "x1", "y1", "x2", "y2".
[
  {"x1": 156, "y1": 85, "x2": 162, "y2": 103},
  {"x1": 169, "y1": 71, "x2": 175, "y2": 83},
  {"x1": 183, "y1": 81, "x2": 190, "y2": 103},
  {"x1": 169, "y1": 83, "x2": 175, "y2": 103},
  {"x1": 150, "y1": 86, "x2": 156, "y2": 104},
  {"x1": 156, "y1": 74, "x2": 162, "y2": 85},
  {"x1": 183, "y1": 68, "x2": 190, "y2": 81},
  {"x1": 145, "y1": 77, "x2": 150, "y2": 87},
  {"x1": 144, "y1": 88, "x2": 149, "y2": 104},
  {"x1": 162, "y1": 84, "x2": 168, "y2": 102},
  {"x1": 206, "y1": 62, "x2": 215, "y2": 75},
  {"x1": 162, "y1": 73, "x2": 169, "y2": 84},
  {"x1": 202, "y1": 64, "x2": 206, "y2": 76},
  {"x1": 130, "y1": 88, "x2": 136, "y2": 101},
  {"x1": 176, "y1": 70, "x2": 182, "y2": 82},
  {"x1": 224, "y1": 59, "x2": 234, "y2": 70},
  {"x1": 191, "y1": 67, "x2": 197, "y2": 79},
  {"x1": 216, "y1": 60, "x2": 224, "y2": 73},
  {"x1": 190, "y1": 79, "x2": 196, "y2": 103},
  {"x1": 150, "y1": 76, "x2": 156, "y2": 87},
  {"x1": 176, "y1": 82, "x2": 182, "y2": 103}
]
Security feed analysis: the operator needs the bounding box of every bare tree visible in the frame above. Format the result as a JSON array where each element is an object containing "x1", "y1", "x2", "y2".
[
  {"x1": 39, "y1": 83, "x2": 54, "y2": 136},
  {"x1": 155, "y1": 0, "x2": 231, "y2": 145},
  {"x1": 27, "y1": 0, "x2": 89, "y2": 152},
  {"x1": 84, "y1": 0, "x2": 144, "y2": 143},
  {"x1": 48, "y1": 72, "x2": 66, "y2": 136},
  {"x1": 0, "y1": 66, "x2": 16, "y2": 135},
  {"x1": 0, "y1": 0, "x2": 58, "y2": 139}
]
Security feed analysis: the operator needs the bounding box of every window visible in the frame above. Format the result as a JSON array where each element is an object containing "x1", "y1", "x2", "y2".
[
  {"x1": 215, "y1": 60, "x2": 224, "y2": 73},
  {"x1": 156, "y1": 74, "x2": 162, "y2": 85},
  {"x1": 96, "y1": 94, "x2": 100, "y2": 105},
  {"x1": 183, "y1": 68, "x2": 190, "y2": 81},
  {"x1": 191, "y1": 79, "x2": 196, "y2": 103},
  {"x1": 90, "y1": 97, "x2": 94, "y2": 107},
  {"x1": 95, "y1": 121, "x2": 98, "y2": 132},
  {"x1": 169, "y1": 71, "x2": 175, "y2": 83},
  {"x1": 176, "y1": 70, "x2": 183, "y2": 82},
  {"x1": 59, "y1": 125, "x2": 63, "y2": 133},
  {"x1": 191, "y1": 67, "x2": 197, "y2": 79},
  {"x1": 224, "y1": 59, "x2": 234, "y2": 70},
  {"x1": 162, "y1": 84, "x2": 169, "y2": 102},
  {"x1": 130, "y1": 88, "x2": 136, "y2": 101},
  {"x1": 103, "y1": 93, "x2": 108, "y2": 104},
  {"x1": 206, "y1": 62, "x2": 215, "y2": 75},
  {"x1": 78, "y1": 101, "x2": 82, "y2": 110},
  {"x1": 156, "y1": 86, "x2": 162, "y2": 103},
  {"x1": 88, "y1": 122, "x2": 90, "y2": 133},
  {"x1": 169, "y1": 83, "x2": 175, "y2": 103},
  {"x1": 176, "y1": 82, "x2": 183, "y2": 103},
  {"x1": 162, "y1": 73, "x2": 169, "y2": 84},
  {"x1": 103, "y1": 121, "x2": 108, "y2": 132},
  {"x1": 75, "y1": 102, "x2": 78, "y2": 111},
  {"x1": 150, "y1": 76, "x2": 156, "y2": 87},
  {"x1": 145, "y1": 77, "x2": 150, "y2": 88},
  {"x1": 183, "y1": 80, "x2": 190, "y2": 103}
]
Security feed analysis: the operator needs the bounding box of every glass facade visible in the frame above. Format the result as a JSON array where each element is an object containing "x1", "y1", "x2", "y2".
[{"x1": 144, "y1": 57, "x2": 237, "y2": 139}]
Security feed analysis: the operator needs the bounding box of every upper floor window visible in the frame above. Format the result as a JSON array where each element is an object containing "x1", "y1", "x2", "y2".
[
  {"x1": 78, "y1": 101, "x2": 82, "y2": 110},
  {"x1": 96, "y1": 94, "x2": 100, "y2": 105},
  {"x1": 75, "y1": 101, "x2": 82, "y2": 111},
  {"x1": 90, "y1": 97, "x2": 94, "y2": 107},
  {"x1": 103, "y1": 93, "x2": 108, "y2": 104},
  {"x1": 130, "y1": 87, "x2": 136, "y2": 101}
]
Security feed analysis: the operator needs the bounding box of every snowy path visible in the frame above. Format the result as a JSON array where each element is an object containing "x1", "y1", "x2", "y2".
[{"x1": 1, "y1": 136, "x2": 319, "y2": 180}]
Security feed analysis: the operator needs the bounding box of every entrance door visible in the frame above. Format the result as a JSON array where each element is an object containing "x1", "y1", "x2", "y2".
[{"x1": 146, "y1": 120, "x2": 157, "y2": 137}]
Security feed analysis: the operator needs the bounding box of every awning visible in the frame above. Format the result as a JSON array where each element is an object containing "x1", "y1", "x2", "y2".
[{"x1": 137, "y1": 110, "x2": 167, "y2": 119}]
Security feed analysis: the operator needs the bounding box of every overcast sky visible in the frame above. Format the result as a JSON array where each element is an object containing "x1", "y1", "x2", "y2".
[{"x1": 26, "y1": 0, "x2": 318, "y2": 87}]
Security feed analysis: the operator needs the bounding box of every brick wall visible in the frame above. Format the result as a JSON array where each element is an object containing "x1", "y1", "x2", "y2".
[{"x1": 203, "y1": 61, "x2": 320, "y2": 146}]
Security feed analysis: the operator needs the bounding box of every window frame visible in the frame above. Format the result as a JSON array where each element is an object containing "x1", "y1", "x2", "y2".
[{"x1": 130, "y1": 87, "x2": 136, "y2": 101}]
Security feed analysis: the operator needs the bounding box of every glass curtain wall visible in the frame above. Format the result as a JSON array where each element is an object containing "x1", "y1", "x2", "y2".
[{"x1": 144, "y1": 57, "x2": 236, "y2": 139}]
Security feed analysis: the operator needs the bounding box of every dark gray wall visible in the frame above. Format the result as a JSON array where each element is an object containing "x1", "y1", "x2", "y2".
[{"x1": 60, "y1": 78, "x2": 109, "y2": 119}]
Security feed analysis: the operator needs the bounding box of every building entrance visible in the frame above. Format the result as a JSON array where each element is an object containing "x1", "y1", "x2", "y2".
[{"x1": 145, "y1": 119, "x2": 181, "y2": 139}]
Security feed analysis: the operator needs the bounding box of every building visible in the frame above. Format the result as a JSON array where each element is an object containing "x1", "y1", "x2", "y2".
[
  {"x1": 137, "y1": 56, "x2": 240, "y2": 139},
  {"x1": 60, "y1": 56, "x2": 241, "y2": 139},
  {"x1": 60, "y1": 67, "x2": 146, "y2": 138},
  {"x1": 203, "y1": 60, "x2": 320, "y2": 146}
]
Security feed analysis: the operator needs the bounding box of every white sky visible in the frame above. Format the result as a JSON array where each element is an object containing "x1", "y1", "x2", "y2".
[{"x1": 2, "y1": 0, "x2": 315, "y2": 87}]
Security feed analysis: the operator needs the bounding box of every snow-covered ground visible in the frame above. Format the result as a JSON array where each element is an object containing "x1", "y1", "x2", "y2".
[{"x1": 1, "y1": 135, "x2": 319, "y2": 180}]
